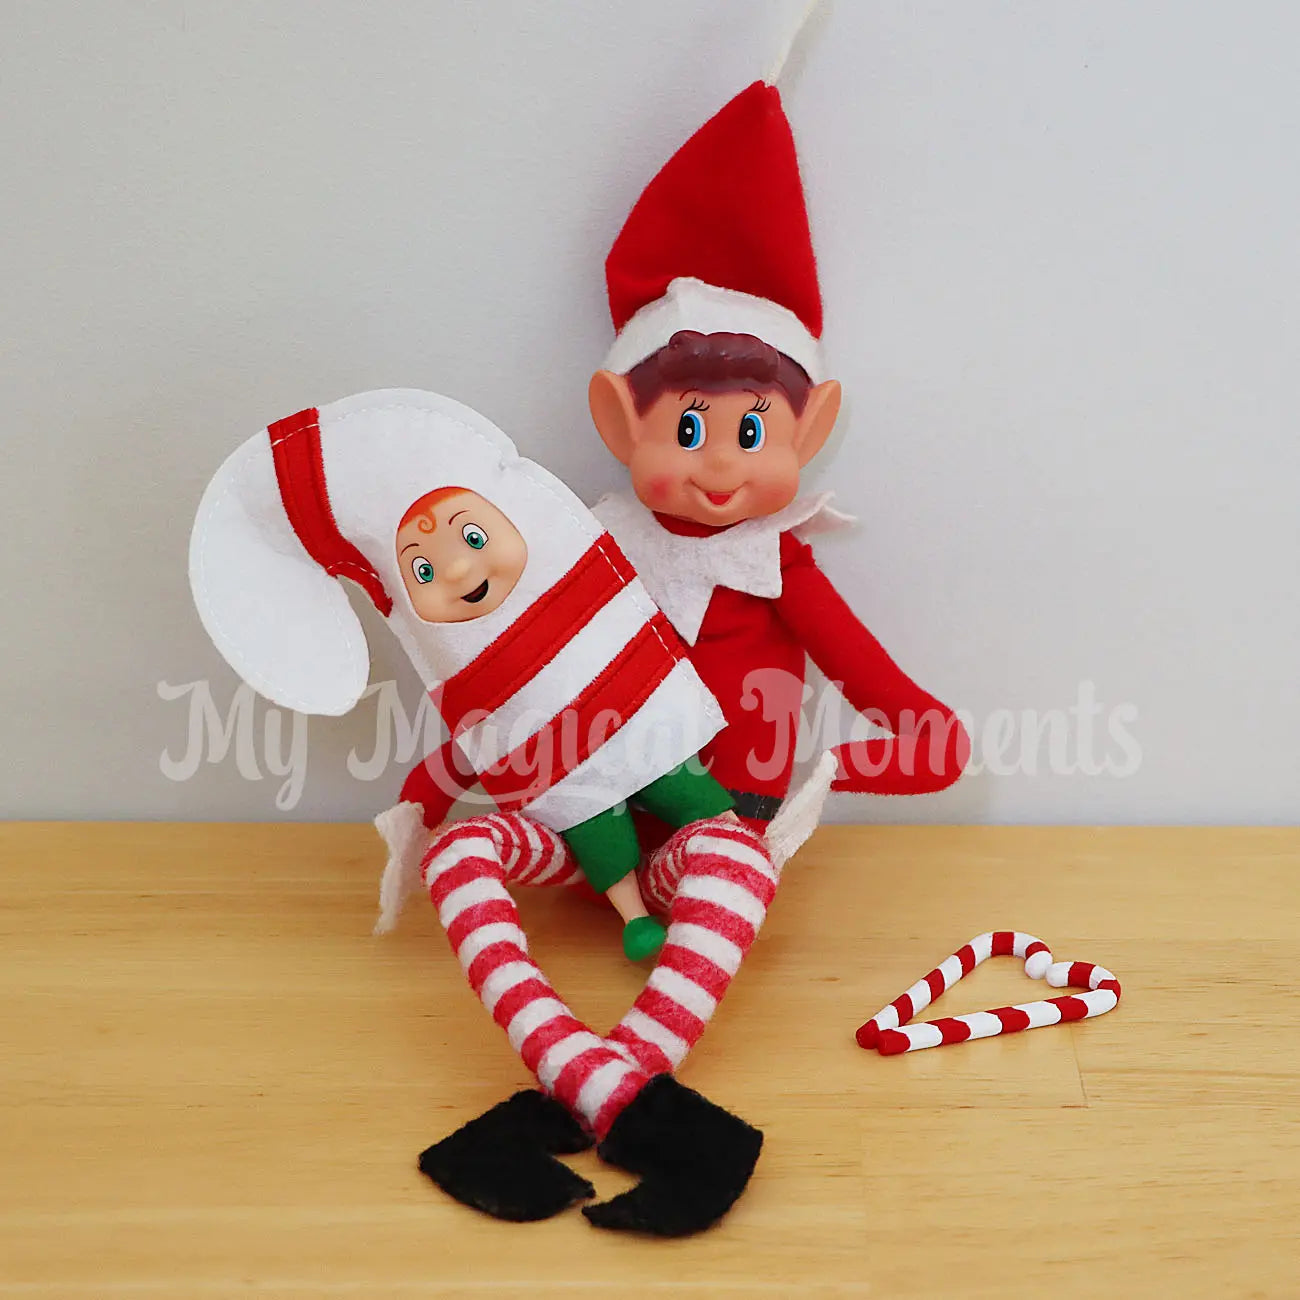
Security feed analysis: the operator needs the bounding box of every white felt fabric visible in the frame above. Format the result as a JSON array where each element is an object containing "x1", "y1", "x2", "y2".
[
  {"x1": 315, "y1": 389, "x2": 594, "y2": 687},
  {"x1": 455, "y1": 583, "x2": 645, "y2": 769},
  {"x1": 191, "y1": 388, "x2": 724, "y2": 832},
  {"x1": 189, "y1": 433, "x2": 372, "y2": 716},
  {"x1": 591, "y1": 490, "x2": 855, "y2": 645},
  {"x1": 526, "y1": 656, "x2": 719, "y2": 829},
  {"x1": 372, "y1": 799, "x2": 430, "y2": 934},
  {"x1": 764, "y1": 748, "x2": 837, "y2": 870},
  {"x1": 602, "y1": 276, "x2": 825, "y2": 382}
]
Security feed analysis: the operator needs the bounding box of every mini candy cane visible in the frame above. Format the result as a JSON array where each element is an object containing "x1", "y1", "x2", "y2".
[{"x1": 856, "y1": 931, "x2": 1122, "y2": 1056}]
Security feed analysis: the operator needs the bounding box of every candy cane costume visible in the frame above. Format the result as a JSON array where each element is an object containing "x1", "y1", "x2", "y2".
[{"x1": 189, "y1": 388, "x2": 724, "y2": 832}]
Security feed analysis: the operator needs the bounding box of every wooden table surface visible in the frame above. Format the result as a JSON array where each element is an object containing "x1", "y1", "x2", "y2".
[{"x1": 2, "y1": 822, "x2": 1297, "y2": 1297}]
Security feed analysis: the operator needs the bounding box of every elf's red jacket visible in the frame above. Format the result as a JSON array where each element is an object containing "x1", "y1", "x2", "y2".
[{"x1": 653, "y1": 512, "x2": 969, "y2": 820}]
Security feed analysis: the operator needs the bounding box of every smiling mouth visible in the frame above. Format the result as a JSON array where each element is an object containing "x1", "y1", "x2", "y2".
[
  {"x1": 461, "y1": 580, "x2": 490, "y2": 604},
  {"x1": 697, "y1": 486, "x2": 737, "y2": 507}
]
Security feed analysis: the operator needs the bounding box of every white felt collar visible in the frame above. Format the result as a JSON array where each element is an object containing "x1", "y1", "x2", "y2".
[{"x1": 592, "y1": 490, "x2": 854, "y2": 644}]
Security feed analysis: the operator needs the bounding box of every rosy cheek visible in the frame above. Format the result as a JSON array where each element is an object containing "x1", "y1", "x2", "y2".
[
  {"x1": 745, "y1": 457, "x2": 801, "y2": 513},
  {"x1": 638, "y1": 472, "x2": 678, "y2": 506},
  {"x1": 655, "y1": 474, "x2": 679, "y2": 502}
]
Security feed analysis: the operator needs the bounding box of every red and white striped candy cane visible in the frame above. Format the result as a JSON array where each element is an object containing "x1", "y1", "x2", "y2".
[
  {"x1": 856, "y1": 930, "x2": 1122, "y2": 1056},
  {"x1": 423, "y1": 812, "x2": 776, "y2": 1135}
]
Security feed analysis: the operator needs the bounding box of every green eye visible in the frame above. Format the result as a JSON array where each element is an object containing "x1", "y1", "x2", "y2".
[
  {"x1": 411, "y1": 557, "x2": 435, "y2": 584},
  {"x1": 462, "y1": 523, "x2": 488, "y2": 550}
]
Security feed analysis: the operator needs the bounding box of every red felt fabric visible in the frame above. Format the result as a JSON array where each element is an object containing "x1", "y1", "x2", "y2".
[
  {"x1": 477, "y1": 612, "x2": 683, "y2": 812},
  {"x1": 605, "y1": 81, "x2": 823, "y2": 338},
  {"x1": 662, "y1": 521, "x2": 968, "y2": 804},
  {"x1": 774, "y1": 537, "x2": 970, "y2": 795},
  {"x1": 266, "y1": 408, "x2": 393, "y2": 616},
  {"x1": 400, "y1": 738, "x2": 477, "y2": 829},
  {"x1": 435, "y1": 533, "x2": 635, "y2": 733}
]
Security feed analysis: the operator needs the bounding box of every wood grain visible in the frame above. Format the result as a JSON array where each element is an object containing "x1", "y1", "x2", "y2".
[{"x1": 1, "y1": 823, "x2": 1296, "y2": 1297}]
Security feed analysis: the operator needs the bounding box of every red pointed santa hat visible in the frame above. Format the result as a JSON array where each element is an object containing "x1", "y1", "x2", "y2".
[{"x1": 602, "y1": 77, "x2": 825, "y2": 382}]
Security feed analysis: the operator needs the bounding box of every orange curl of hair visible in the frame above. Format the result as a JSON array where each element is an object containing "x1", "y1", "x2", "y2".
[{"x1": 399, "y1": 486, "x2": 470, "y2": 535}]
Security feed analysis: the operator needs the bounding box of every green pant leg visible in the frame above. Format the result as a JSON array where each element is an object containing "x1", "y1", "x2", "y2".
[
  {"x1": 561, "y1": 800, "x2": 643, "y2": 894},
  {"x1": 632, "y1": 756, "x2": 735, "y2": 828}
]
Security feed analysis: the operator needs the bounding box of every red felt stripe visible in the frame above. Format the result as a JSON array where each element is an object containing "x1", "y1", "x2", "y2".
[
  {"x1": 957, "y1": 944, "x2": 977, "y2": 975},
  {"x1": 267, "y1": 408, "x2": 393, "y2": 615},
  {"x1": 552, "y1": 1046, "x2": 624, "y2": 1114},
  {"x1": 925, "y1": 969, "x2": 947, "y2": 1002},
  {"x1": 478, "y1": 613, "x2": 682, "y2": 812},
  {"x1": 518, "y1": 1015, "x2": 588, "y2": 1075},
  {"x1": 606, "y1": 1023, "x2": 675, "y2": 1077},
  {"x1": 633, "y1": 987, "x2": 707, "y2": 1045},
  {"x1": 427, "y1": 859, "x2": 497, "y2": 904},
  {"x1": 436, "y1": 534, "x2": 637, "y2": 733},
  {"x1": 510, "y1": 831, "x2": 561, "y2": 884},
  {"x1": 991, "y1": 931, "x2": 1015, "y2": 957},
  {"x1": 1067, "y1": 961, "x2": 1096, "y2": 988},
  {"x1": 685, "y1": 821, "x2": 770, "y2": 858},
  {"x1": 490, "y1": 978, "x2": 556, "y2": 1032},
  {"x1": 890, "y1": 993, "x2": 915, "y2": 1024},
  {"x1": 656, "y1": 943, "x2": 732, "y2": 1002},
  {"x1": 591, "y1": 1070, "x2": 649, "y2": 1140},
  {"x1": 667, "y1": 896, "x2": 757, "y2": 950},
  {"x1": 856, "y1": 1021, "x2": 879, "y2": 1049},
  {"x1": 1024, "y1": 940, "x2": 1050, "y2": 960},
  {"x1": 444, "y1": 900, "x2": 518, "y2": 952},
  {"x1": 685, "y1": 856, "x2": 777, "y2": 908},
  {"x1": 466, "y1": 940, "x2": 529, "y2": 996}
]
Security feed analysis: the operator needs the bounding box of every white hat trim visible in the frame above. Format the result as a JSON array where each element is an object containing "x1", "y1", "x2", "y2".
[{"x1": 602, "y1": 276, "x2": 824, "y2": 382}]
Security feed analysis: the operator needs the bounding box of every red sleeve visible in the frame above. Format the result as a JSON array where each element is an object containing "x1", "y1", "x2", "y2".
[
  {"x1": 399, "y1": 738, "x2": 479, "y2": 829},
  {"x1": 773, "y1": 535, "x2": 969, "y2": 795}
]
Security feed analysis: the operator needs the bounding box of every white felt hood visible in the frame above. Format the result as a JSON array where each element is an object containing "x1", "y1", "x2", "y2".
[
  {"x1": 189, "y1": 388, "x2": 725, "y2": 830},
  {"x1": 191, "y1": 389, "x2": 598, "y2": 715}
]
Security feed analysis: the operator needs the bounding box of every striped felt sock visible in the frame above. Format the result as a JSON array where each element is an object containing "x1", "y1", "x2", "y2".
[
  {"x1": 423, "y1": 816, "x2": 648, "y2": 1138},
  {"x1": 607, "y1": 818, "x2": 777, "y2": 1076}
]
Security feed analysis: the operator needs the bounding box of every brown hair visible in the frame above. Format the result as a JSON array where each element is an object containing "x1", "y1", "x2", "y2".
[{"x1": 624, "y1": 330, "x2": 812, "y2": 415}]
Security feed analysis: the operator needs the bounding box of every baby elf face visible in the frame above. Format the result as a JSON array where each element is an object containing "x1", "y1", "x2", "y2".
[{"x1": 396, "y1": 489, "x2": 527, "y2": 623}]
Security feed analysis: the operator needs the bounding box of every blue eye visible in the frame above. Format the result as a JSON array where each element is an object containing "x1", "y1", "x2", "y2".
[
  {"x1": 677, "y1": 409, "x2": 706, "y2": 450},
  {"x1": 461, "y1": 523, "x2": 488, "y2": 550},
  {"x1": 411, "y1": 557, "x2": 435, "y2": 584},
  {"x1": 738, "y1": 412, "x2": 765, "y2": 452}
]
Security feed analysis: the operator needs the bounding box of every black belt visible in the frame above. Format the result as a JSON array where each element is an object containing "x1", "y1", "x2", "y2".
[{"x1": 726, "y1": 789, "x2": 783, "y2": 822}]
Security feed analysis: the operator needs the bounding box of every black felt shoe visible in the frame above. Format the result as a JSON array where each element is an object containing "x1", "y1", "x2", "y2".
[
  {"x1": 418, "y1": 1089, "x2": 595, "y2": 1222},
  {"x1": 582, "y1": 1074, "x2": 763, "y2": 1236}
]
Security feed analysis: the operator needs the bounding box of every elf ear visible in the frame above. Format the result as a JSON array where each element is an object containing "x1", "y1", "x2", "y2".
[
  {"x1": 588, "y1": 369, "x2": 639, "y2": 465},
  {"x1": 792, "y1": 379, "x2": 842, "y2": 467},
  {"x1": 188, "y1": 433, "x2": 372, "y2": 717}
]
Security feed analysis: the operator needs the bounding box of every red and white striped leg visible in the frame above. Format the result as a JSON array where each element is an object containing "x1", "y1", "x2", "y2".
[
  {"x1": 423, "y1": 815, "x2": 647, "y2": 1138},
  {"x1": 608, "y1": 818, "x2": 778, "y2": 1076}
]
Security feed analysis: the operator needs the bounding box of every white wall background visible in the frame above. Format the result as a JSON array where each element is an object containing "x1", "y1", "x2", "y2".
[{"x1": 2, "y1": 0, "x2": 1296, "y2": 825}]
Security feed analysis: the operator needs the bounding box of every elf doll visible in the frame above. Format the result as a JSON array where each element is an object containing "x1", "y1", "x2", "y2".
[{"x1": 589, "y1": 81, "x2": 970, "y2": 822}]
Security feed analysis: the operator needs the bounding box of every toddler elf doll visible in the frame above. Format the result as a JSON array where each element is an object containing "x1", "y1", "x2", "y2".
[
  {"x1": 191, "y1": 389, "x2": 785, "y2": 1232},
  {"x1": 589, "y1": 81, "x2": 970, "y2": 819},
  {"x1": 190, "y1": 388, "x2": 737, "y2": 961},
  {"x1": 391, "y1": 479, "x2": 736, "y2": 961}
]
